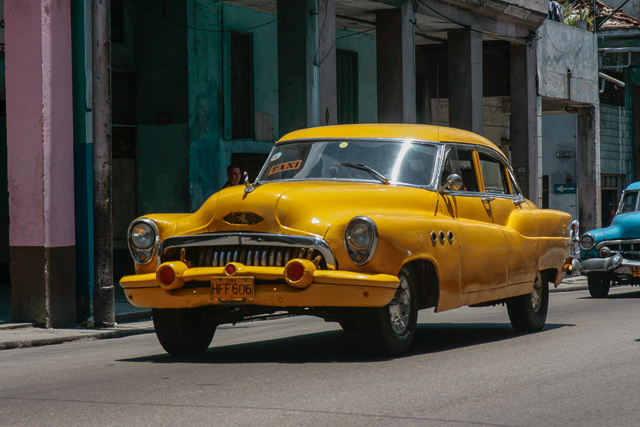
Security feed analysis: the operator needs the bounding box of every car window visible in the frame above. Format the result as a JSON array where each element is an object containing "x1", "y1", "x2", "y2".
[
  {"x1": 479, "y1": 152, "x2": 509, "y2": 194},
  {"x1": 440, "y1": 147, "x2": 478, "y2": 191},
  {"x1": 618, "y1": 191, "x2": 638, "y2": 214},
  {"x1": 258, "y1": 140, "x2": 438, "y2": 187}
]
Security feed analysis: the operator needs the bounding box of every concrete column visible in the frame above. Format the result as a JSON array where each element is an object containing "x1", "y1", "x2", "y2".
[
  {"x1": 448, "y1": 28, "x2": 482, "y2": 134},
  {"x1": 376, "y1": 1, "x2": 416, "y2": 123},
  {"x1": 5, "y1": 0, "x2": 76, "y2": 327},
  {"x1": 577, "y1": 106, "x2": 601, "y2": 232},
  {"x1": 278, "y1": 0, "x2": 337, "y2": 136},
  {"x1": 510, "y1": 43, "x2": 539, "y2": 203},
  {"x1": 187, "y1": 1, "x2": 224, "y2": 211}
]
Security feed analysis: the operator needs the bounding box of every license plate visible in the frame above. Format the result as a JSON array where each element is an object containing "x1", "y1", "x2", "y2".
[
  {"x1": 211, "y1": 277, "x2": 254, "y2": 301},
  {"x1": 633, "y1": 267, "x2": 640, "y2": 278}
]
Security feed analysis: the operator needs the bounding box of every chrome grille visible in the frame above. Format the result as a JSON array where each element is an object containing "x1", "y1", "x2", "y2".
[
  {"x1": 158, "y1": 232, "x2": 336, "y2": 269},
  {"x1": 603, "y1": 242, "x2": 640, "y2": 260},
  {"x1": 196, "y1": 245, "x2": 323, "y2": 267}
]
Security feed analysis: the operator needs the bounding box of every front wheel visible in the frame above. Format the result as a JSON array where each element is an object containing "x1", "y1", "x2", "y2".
[
  {"x1": 356, "y1": 266, "x2": 419, "y2": 356},
  {"x1": 506, "y1": 272, "x2": 549, "y2": 332},
  {"x1": 588, "y1": 272, "x2": 611, "y2": 298},
  {"x1": 152, "y1": 306, "x2": 218, "y2": 356}
]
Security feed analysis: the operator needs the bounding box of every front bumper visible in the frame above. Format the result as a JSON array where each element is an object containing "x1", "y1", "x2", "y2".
[
  {"x1": 119, "y1": 262, "x2": 399, "y2": 309},
  {"x1": 579, "y1": 254, "x2": 640, "y2": 275}
]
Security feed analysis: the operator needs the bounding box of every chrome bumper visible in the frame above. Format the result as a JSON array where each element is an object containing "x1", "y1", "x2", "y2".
[{"x1": 579, "y1": 254, "x2": 640, "y2": 275}]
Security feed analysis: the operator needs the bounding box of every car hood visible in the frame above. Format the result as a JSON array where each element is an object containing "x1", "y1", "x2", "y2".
[
  {"x1": 601, "y1": 212, "x2": 640, "y2": 240},
  {"x1": 174, "y1": 181, "x2": 433, "y2": 238}
]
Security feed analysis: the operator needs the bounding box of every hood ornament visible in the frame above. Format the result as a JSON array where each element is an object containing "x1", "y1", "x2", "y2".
[{"x1": 244, "y1": 172, "x2": 260, "y2": 194}]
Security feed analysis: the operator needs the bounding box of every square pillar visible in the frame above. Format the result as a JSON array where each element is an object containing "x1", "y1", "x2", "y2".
[
  {"x1": 577, "y1": 106, "x2": 601, "y2": 231},
  {"x1": 5, "y1": 0, "x2": 76, "y2": 327},
  {"x1": 278, "y1": 0, "x2": 337, "y2": 136},
  {"x1": 375, "y1": 1, "x2": 416, "y2": 123},
  {"x1": 510, "y1": 43, "x2": 540, "y2": 203},
  {"x1": 448, "y1": 28, "x2": 482, "y2": 134}
]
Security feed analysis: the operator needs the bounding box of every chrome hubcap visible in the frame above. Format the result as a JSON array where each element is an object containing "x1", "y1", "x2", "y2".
[
  {"x1": 531, "y1": 275, "x2": 542, "y2": 313},
  {"x1": 389, "y1": 275, "x2": 411, "y2": 335}
]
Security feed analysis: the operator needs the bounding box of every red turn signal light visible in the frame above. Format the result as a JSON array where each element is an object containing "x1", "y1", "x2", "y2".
[
  {"x1": 225, "y1": 264, "x2": 236, "y2": 275},
  {"x1": 286, "y1": 261, "x2": 305, "y2": 282},
  {"x1": 159, "y1": 266, "x2": 175, "y2": 286}
]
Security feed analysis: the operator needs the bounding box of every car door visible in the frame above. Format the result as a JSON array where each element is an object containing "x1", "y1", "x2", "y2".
[
  {"x1": 476, "y1": 148, "x2": 537, "y2": 287},
  {"x1": 438, "y1": 144, "x2": 509, "y2": 296}
]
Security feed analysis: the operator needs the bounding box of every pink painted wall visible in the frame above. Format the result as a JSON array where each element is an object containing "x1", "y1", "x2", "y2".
[{"x1": 5, "y1": 0, "x2": 75, "y2": 248}]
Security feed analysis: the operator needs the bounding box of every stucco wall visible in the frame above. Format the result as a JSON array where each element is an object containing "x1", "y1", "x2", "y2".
[
  {"x1": 430, "y1": 96, "x2": 511, "y2": 148},
  {"x1": 542, "y1": 114, "x2": 578, "y2": 220},
  {"x1": 5, "y1": 0, "x2": 75, "y2": 248},
  {"x1": 536, "y1": 20, "x2": 599, "y2": 105},
  {"x1": 336, "y1": 29, "x2": 377, "y2": 123},
  {"x1": 600, "y1": 104, "x2": 635, "y2": 179}
]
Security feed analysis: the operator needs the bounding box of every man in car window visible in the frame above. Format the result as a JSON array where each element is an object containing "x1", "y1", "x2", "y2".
[{"x1": 222, "y1": 164, "x2": 242, "y2": 189}]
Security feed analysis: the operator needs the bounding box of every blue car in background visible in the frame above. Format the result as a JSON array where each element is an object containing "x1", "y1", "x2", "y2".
[{"x1": 579, "y1": 181, "x2": 640, "y2": 298}]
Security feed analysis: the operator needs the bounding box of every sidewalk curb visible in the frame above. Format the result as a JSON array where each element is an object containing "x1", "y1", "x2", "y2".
[
  {"x1": 551, "y1": 285, "x2": 588, "y2": 293},
  {"x1": 0, "y1": 325, "x2": 155, "y2": 351}
]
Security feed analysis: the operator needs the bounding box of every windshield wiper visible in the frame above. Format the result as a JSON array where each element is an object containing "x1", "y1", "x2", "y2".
[{"x1": 340, "y1": 163, "x2": 389, "y2": 185}]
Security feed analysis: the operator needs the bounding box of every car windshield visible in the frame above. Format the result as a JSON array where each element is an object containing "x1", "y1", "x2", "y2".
[
  {"x1": 618, "y1": 190, "x2": 638, "y2": 214},
  {"x1": 257, "y1": 140, "x2": 438, "y2": 187}
]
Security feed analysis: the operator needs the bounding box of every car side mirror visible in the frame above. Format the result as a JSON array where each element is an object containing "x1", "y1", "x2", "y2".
[{"x1": 438, "y1": 173, "x2": 463, "y2": 193}]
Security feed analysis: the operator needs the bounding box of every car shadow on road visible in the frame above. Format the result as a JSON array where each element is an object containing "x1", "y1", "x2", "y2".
[
  {"x1": 577, "y1": 289, "x2": 640, "y2": 300},
  {"x1": 118, "y1": 322, "x2": 571, "y2": 365}
]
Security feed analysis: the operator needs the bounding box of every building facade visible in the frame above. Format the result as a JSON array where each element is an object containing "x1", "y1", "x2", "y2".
[{"x1": 1, "y1": 0, "x2": 601, "y2": 325}]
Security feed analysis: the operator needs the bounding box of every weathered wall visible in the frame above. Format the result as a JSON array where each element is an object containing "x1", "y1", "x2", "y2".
[
  {"x1": 336, "y1": 29, "x2": 377, "y2": 123},
  {"x1": 537, "y1": 20, "x2": 599, "y2": 105},
  {"x1": 430, "y1": 96, "x2": 511, "y2": 148},
  {"x1": 600, "y1": 104, "x2": 635, "y2": 178},
  {"x1": 542, "y1": 114, "x2": 578, "y2": 221},
  {"x1": 6, "y1": 0, "x2": 76, "y2": 326}
]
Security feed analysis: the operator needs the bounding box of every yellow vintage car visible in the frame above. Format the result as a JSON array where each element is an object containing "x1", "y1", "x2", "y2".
[{"x1": 120, "y1": 124, "x2": 576, "y2": 356}]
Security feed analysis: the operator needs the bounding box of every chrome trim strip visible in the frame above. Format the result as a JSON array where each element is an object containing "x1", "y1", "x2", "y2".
[
  {"x1": 127, "y1": 218, "x2": 160, "y2": 266},
  {"x1": 596, "y1": 239, "x2": 640, "y2": 250},
  {"x1": 159, "y1": 232, "x2": 336, "y2": 270}
]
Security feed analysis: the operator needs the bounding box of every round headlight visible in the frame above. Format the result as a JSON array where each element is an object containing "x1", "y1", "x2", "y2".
[
  {"x1": 131, "y1": 222, "x2": 155, "y2": 249},
  {"x1": 346, "y1": 221, "x2": 374, "y2": 249},
  {"x1": 580, "y1": 234, "x2": 596, "y2": 251}
]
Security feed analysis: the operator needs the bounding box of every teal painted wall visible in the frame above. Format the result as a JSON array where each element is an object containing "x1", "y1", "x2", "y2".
[
  {"x1": 188, "y1": 2, "x2": 279, "y2": 210},
  {"x1": 336, "y1": 29, "x2": 377, "y2": 123},
  {"x1": 186, "y1": 2, "x2": 379, "y2": 210},
  {"x1": 71, "y1": 1, "x2": 92, "y2": 321}
]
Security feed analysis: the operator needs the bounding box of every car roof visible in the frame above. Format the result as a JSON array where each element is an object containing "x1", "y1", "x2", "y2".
[
  {"x1": 277, "y1": 124, "x2": 506, "y2": 160},
  {"x1": 625, "y1": 181, "x2": 640, "y2": 191}
]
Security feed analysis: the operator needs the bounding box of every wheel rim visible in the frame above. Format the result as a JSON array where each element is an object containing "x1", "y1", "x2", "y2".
[
  {"x1": 531, "y1": 274, "x2": 542, "y2": 313},
  {"x1": 389, "y1": 275, "x2": 411, "y2": 335}
]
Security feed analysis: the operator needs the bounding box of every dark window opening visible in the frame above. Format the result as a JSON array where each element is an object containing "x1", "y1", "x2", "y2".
[
  {"x1": 111, "y1": 0, "x2": 124, "y2": 44},
  {"x1": 542, "y1": 175, "x2": 549, "y2": 209},
  {"x1": 337, "y1": 49, "x2": 358, "y2": 124},
  {"x1": 231, "y1": 31, "x2": 254, "y2": 139},
  {"x1": 600, "y1": 71, "x2": 625, "y2": 107}
]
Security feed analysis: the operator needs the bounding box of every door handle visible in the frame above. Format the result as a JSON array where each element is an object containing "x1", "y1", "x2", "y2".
[
  {"x1": 481, "y1": 196, "x2": 495, "y2": 204},
  {"x1": 512, "y1": 197, "x2": 525, "y2": 208}
]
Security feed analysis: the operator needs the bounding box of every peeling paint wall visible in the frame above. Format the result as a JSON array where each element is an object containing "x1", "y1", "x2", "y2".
[{"x1": 537, "y1": 20, "x2": 599, "y2": 105}]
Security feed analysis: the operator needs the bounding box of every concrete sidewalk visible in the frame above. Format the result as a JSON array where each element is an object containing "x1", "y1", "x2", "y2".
[{"x1": 0, "y1": 275, "x2": 589, "y2": 351}]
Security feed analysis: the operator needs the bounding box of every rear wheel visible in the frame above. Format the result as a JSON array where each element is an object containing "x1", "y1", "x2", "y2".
[
  {"x1": 152, "y1": 306, "x2": 218, "y2": 356},
  {"x1": 356, "y1": 266, "x2": 418, "y2": 356},
  {"x1": 588, "y1": 272, "x2": 611, "y2": 298},
  {"x1": 507, "y1": 272, "x2": 549, "y2": 332}
]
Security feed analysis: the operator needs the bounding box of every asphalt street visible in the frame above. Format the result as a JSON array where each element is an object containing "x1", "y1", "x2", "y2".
[{"x1": 1, "y1": 286, "x2": 639, "y2": 427}]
